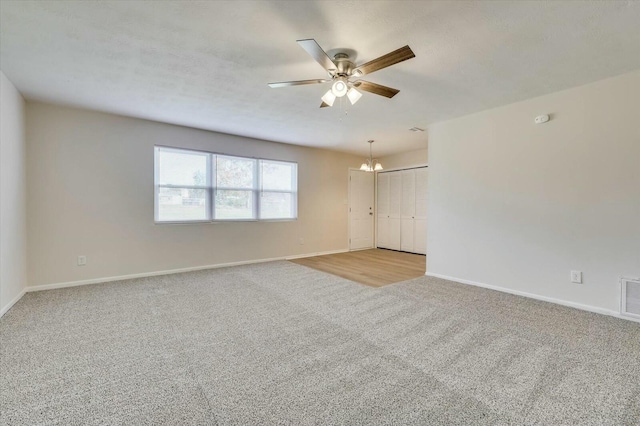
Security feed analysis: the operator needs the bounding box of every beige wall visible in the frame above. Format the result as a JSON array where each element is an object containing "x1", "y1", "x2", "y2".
[
  {"x1": 427, "y1": 70, "x2": 640, "y2": 313},
  {"x1": 26, "y1": 102, "x2": 362, "y2": 286},
  {"x1": 0, "y1": 71, "x2": 27, "y2": 315},
  {"x1": 379, "y1": 148, "x2": 428, "y2": 170}
]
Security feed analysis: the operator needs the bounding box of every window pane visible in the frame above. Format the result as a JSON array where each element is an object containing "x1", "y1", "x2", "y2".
[
  {"x1": 215, "y1": 190, "x2": 255, "y2": 219},
  {"x1": 261, "y1": 160, "x2": 296, "y2": 191},
  {"x1": 158, "y1": 149, "x2": 208, "y2": 186},
  {"x1": 260, "y1": 192, "x2": 296, "y2": 219},
  {"x1": 217, "y1": 156, "x2": 255, "y2": 189},
  {"x1": 157, "y1": 187, "x2": 208, "y2": 221}
]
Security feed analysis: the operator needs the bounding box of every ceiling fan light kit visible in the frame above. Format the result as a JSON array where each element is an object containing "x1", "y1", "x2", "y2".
[
  {"x1": 268, "y1": 39, "x2": 415, "y2": 108},
  {"x1": 331, "y1": 78, "x2": 348, "y2": 97},
  {"x1": 347, "y1": 87, "x2": 362, "y2": 105},
  {"x1": 321, "y1": 90, "x2": 337, "y2": 106}
]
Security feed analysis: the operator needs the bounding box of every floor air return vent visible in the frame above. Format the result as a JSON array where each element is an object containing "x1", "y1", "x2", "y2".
[{"x1": 621, "y1": 278, "x2": 640, "y2": 320}]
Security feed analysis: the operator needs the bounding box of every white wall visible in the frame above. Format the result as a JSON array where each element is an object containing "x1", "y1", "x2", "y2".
[
  {"x1": 0, "y1": 71, "x2": 27, "y2": 315},
  {"x1": 379, "y1": 148, "x2": 428, "y2": 170},
  {"x1": 26, "y1": 102, "x2": 362, "y2": 287},
  {"x1": 427, "y1": 70, "x2": 640, "y2": 313}
]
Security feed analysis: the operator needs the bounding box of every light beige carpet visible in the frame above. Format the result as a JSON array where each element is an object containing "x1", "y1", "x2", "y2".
[{"x1": 1, "y1": 261, "x2": 639, "y2": 425}]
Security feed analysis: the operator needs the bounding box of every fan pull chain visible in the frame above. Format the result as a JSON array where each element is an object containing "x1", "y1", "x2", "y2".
[{"x1": 338, "y1": 96, "x2": 348, "y2": 121}]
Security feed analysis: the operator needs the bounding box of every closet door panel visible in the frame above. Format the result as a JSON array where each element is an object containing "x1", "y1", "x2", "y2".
[
  {"x1": 401, "y1": 218, "x2": 414, "y2": 252},
  {"x1": 377, "y1": 173, "x2": 390, "y2": 216},
  {"x1": 388, "y1": 173, "x2": 402, "y2": 218},
  {"x1": 401, "y1": 169, "x2": 416, "y2": 218},
  {"x1": 414, "y1": 219, "x2": 427, "y2": 254},
  {"x1": 388, "y1": 218, "x2": 401, "y2": 250},
  {"x1": 377, "y1": 216, "x2": 390, "y2": 249}
]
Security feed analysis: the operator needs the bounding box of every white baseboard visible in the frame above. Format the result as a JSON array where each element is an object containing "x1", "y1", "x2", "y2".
[
  {"x1": 0, "y1": 288, "x2": 27, "y2": 318},
  {"x1": 25, "y1": 249, "x2": 349, "y2": 293},
  {"x1": 424, "y1": 271, "x2": 637, "y2": 322},
  {"x1": 286, "y1": 249, "x2": 348, "y2": 260}
]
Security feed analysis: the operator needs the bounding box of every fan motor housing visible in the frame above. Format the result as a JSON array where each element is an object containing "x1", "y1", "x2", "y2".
[{"x1": 333, "y1": 53, "x2": 355, "y2": 77}]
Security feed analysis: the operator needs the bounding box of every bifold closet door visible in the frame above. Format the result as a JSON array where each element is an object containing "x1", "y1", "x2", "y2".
[{"x1": 376, "y1": 167, "x2": 426, "y2": 254}]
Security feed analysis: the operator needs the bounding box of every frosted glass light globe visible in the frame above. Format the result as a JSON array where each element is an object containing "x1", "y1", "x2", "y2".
[{"x1": 331, "y1": 79, "x2": 348, "y2": 97}]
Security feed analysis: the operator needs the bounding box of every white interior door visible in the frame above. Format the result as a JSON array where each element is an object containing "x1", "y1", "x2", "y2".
[{"x1": 349, "y1": 170, "x2": 374, "y2": 250}]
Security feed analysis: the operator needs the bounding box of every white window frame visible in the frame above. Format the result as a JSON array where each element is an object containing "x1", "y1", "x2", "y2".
[{"x1": 154, "y1": 146, "x2": 298, "y2": 223}]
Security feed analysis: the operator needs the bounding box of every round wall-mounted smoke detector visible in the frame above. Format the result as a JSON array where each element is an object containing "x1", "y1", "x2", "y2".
[{"x1": 535, "y1": 114, "x2": 550, "y2": 124}]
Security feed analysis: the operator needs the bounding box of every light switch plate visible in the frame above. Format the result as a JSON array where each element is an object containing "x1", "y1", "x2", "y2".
[{"x1": 571, "y1": 270, "x2": 582, "y2": 284}]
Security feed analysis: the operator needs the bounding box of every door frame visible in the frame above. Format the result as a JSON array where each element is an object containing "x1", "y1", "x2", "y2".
[{"x1": 348, "y1": 168, "x2": 375, "y2": 251}]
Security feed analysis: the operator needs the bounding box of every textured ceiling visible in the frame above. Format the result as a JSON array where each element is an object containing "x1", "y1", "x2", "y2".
[{"x1": 1, "y1": 1, "x2": 639, "y2": 156}]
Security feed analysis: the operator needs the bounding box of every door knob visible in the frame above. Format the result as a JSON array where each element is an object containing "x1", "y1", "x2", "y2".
[{"x1": 369, "y1": 212, "x2": 373, "y2": 215}]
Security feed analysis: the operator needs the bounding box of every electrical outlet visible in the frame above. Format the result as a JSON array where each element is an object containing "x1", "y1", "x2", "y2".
[
  {"x1": 299, "y1": 237, "x2": 304, "y2": 245},
  {"x1": 77, "y1": 255, "x2": 87, "y2": 266},
  {"x1": 571, "y1": 270, "x2": 582, "y2": 284}
]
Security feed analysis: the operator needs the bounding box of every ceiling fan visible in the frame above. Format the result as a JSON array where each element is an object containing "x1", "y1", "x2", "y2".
[{"x1": 268, "y1": 39, "x2": 415, "y2": 108}]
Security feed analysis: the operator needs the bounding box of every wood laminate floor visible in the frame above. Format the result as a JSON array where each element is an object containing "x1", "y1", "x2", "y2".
[{"x1": 289, "y1": 248, "x2": 426, "y2": 287}]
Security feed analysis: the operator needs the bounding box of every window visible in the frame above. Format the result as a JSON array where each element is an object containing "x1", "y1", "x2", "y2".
[
  {"x1": 260, "y1": 160, "x2": 297, "y2": 220},
  {"x1": 154, "y1": 147, "x2": 297, "y2": 223},
  {"x1": 155, "y1": 148, "x2": 210, "y2": 222},
  {"x1": 215, "y1": 155, "x2": 257, "y2": 220}
]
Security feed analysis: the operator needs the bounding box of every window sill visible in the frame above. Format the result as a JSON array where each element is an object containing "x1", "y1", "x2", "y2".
[{"x1": 154, "y1": 218, "x2": 298, "y2": 225}]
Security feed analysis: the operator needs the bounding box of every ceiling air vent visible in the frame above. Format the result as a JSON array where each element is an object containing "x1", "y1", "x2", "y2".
[
  {"x1": 409, "y1": 127, "x2": 425, "y2": 132},
  {"x1": 621, "y1": 277, "x2": 640, "y2": 321}
]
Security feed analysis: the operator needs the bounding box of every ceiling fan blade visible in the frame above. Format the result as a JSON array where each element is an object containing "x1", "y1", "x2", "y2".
[
  {"x1": 352, "y1": 81, "x2": 400, "y2": 98},
  {"x1": 320, "y1": 101, "x2": 330, "y2": 108},
  {"x1": 297, "y1": 39, "x2": 337, "y2": 73},
  {"x1": 353, "y1": 45, "x2": 415, "y2": 76},
  {"x1": 268, "y1": 79, "x2": 331, "y2": 88}
]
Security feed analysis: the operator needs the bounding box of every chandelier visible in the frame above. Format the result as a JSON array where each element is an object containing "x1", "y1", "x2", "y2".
[{"x1": 360, "y1": 140, "x2": 383, "y2": 172}]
